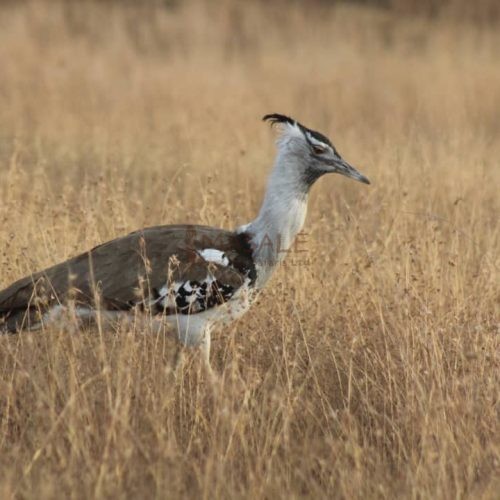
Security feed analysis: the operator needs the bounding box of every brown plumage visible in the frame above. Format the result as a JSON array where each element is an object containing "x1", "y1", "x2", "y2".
[{"x1": 0, "y1": 225, "x2": 255, "y2": 332}]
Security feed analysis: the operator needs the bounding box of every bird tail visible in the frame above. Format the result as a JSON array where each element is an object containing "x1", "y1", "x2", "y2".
[{"x1": 0, "y1": 308, "x2": 37, "y2": 334}]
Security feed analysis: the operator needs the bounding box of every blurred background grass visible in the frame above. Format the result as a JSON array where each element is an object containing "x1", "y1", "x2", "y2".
[{"x1": 0, "y1": 1, "x2": 498, "y2": 499}]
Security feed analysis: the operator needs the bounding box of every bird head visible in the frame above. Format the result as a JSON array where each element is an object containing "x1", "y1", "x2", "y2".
[{"x1": 263, "y1": 113, "x2": 370, "y2": 187}]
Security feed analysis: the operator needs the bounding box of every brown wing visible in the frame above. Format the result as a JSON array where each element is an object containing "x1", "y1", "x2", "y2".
[{"x1": 0, "y1": 225, "x2": 255, "y2": 332}]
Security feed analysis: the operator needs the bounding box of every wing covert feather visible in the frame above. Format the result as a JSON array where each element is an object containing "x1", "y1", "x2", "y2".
[{"x1": 0, "y1": 225, "x2": 255, "y2": 329}]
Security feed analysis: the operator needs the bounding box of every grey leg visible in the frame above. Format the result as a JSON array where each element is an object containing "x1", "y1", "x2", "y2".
[
  {"x1": 199, "y1": 327, "x2": 211, "y2": 369},
  {"x1": 200, "y1": 327, "x2": 218, "y2": 382},
  {"x1": 173, "y1": 346, "x2": 185, "y2": 379}
]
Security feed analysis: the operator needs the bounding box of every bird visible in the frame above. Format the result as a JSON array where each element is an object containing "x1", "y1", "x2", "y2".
[{"x1": 0, "y1": 113, "x2": 369, "y2": 369}]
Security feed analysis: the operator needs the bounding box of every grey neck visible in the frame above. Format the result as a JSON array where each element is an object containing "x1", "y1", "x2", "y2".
[{"x1": 238, "y1": 151, "x2": 309, "y2": 287}]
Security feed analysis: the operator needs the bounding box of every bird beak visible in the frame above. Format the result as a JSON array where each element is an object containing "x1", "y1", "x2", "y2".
[{"x1": 333, "y1": 157, "x2": 370, "y2": 185}]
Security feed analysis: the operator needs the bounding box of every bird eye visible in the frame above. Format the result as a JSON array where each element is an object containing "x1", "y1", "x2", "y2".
[{"x1": 312, "y1": 145, "x2": 326, "y2": 155}]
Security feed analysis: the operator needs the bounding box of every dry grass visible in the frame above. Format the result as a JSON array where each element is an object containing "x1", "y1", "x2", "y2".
[{"x1": 0, "y1": 1, "x2": 499, "y2": 498}]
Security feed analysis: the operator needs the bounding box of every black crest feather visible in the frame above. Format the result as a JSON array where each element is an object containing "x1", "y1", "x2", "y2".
[
  {"x1": 262, "y1": 113, "x2": 296, "y2": 127},
  {"x1": 262, "y1": 113, "x2": 333, "y2": 148}
]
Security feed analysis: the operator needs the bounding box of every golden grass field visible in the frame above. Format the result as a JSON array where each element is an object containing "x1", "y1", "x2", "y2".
[{"x1": 0, "y1": 1, "x2": 498, "y2": 498}]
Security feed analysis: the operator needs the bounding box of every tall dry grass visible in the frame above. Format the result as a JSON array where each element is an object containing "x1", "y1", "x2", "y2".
[{"x1": 0, "y1": 1, "x2": 499, "y2": 498}]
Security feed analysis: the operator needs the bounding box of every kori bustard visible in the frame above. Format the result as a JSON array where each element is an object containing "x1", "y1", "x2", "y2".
[{"x1": 0, "y1": 114, "x2": 369, "y2": 366}]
